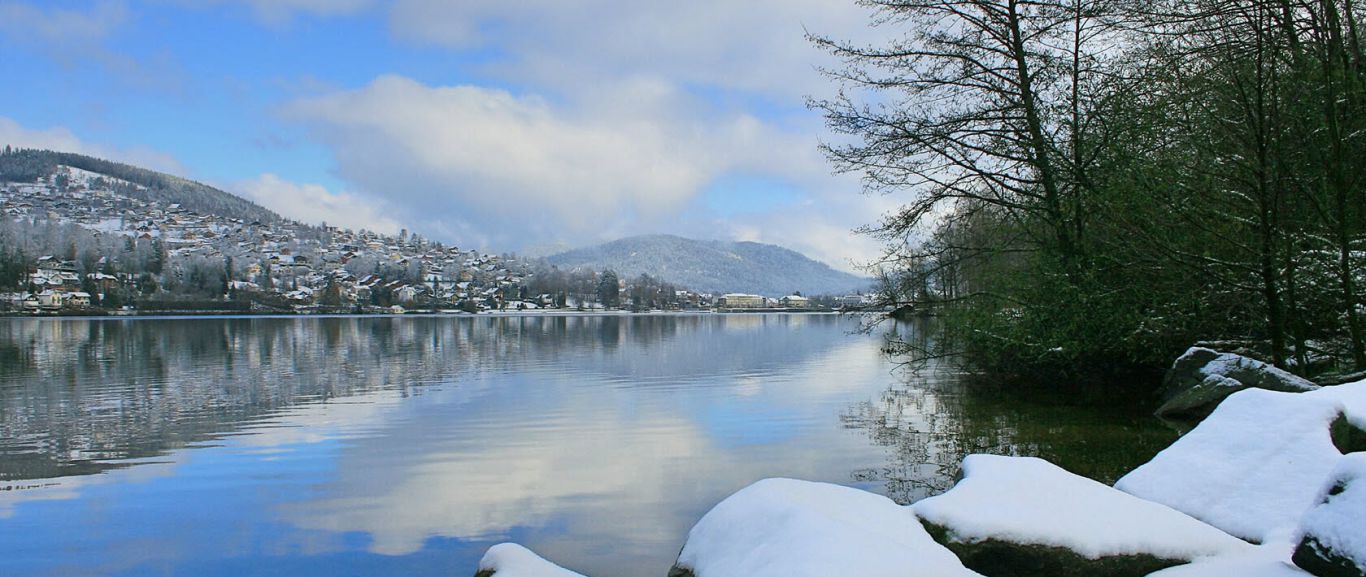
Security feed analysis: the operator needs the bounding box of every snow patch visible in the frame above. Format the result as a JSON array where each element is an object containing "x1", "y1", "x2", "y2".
[
  {"x1": 913, "y1": 455, "x2": 1250, "y2": 561},
  {"x1": 1117, "y1": 388, "x2": 1346, "y2": 543},
  {"x1": 674, "y1": 478, "x2": 980, "y2": 577},
  {"x1": 1147, "y1": 543, "x2": 1311, "y2": 577},
  {"x1": 477, "y1": 543, "x2": 587, "y2": 577},
  {"x1": 1199, "y1": 373, "x2": 1243, "y2": 390},
  {"x1": 1194, "y1": 349, "x2": 1317, "y2": 392}
]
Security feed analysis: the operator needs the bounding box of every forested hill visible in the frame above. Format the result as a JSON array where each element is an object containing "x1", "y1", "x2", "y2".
[
  {"x1": 0, "y1": 147, "x2": 282, "y2": 224},
  {"x1": 547, "y1": 234, "x2": 870, "y2": 296}
]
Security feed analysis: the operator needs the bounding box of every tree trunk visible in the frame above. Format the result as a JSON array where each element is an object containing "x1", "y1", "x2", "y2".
[{"x1": 1007, "y1": 0, "x2": 1075, "y2": 275}]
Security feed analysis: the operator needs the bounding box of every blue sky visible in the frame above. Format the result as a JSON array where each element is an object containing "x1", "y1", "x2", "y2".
[{"x1": 0, "y1": 0, "x2": 896, "y2": 271}]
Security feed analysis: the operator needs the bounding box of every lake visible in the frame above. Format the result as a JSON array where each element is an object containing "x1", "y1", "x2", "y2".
[{"x1": 0, "y1": 314, "x2": 1175, "y2": 577}]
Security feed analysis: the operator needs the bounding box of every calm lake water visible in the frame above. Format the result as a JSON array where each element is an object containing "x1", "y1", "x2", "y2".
[{"x1": 0, "y1": 314, "x2": 1176, "y2": 577}]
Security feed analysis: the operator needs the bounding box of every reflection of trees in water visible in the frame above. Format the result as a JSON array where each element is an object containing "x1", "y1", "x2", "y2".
[
  {"x1": 1, "y1": 318, "x2": 464, "y2": 483},
  {"x1": 0, "y1": 314, "x2": 854, "y2": 484},
  {"x1": 843, "y1": 365, "x2": 1179, "y2": 505}
]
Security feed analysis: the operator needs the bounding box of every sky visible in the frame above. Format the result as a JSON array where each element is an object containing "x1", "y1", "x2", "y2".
[{"x1": 0, "y1": 0, "x2": 901, "y2": 273}]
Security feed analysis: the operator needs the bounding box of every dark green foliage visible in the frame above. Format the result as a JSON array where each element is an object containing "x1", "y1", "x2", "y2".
[
  {"x1": 320, "y1": 277, "x2": 344, "y2": 307},
  {"x1": 597, "y1": 269, "x2": 620, "y2": 309},
  {"x1": 666, "y1": 566, "x2": 695, "y2": 577},
  {"x1": 817, "y1": 0, "x2": 1366, "y2": 385}
]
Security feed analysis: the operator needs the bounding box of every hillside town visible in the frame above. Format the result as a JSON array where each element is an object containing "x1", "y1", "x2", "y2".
[{"x1": 0, "y1": 165, "x2": 868, "y2": 315}]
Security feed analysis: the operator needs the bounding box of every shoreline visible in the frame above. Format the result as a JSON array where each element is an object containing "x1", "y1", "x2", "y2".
[{"x1": 0, "y1": 309, "x2": 849, "y2": 321}]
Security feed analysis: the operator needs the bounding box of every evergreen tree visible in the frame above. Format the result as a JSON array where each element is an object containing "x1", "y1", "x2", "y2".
[{"x1": 597, "y1": 269, "x2": 620, "y2": 308}]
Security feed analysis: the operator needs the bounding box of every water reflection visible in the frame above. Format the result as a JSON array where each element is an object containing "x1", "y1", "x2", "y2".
[
  {"x1": 841, "y1": 367, "x2": 1178, "y2": 504},
  {"x1": 0, "y1": 315, "x2": 897, "y2": 577},
  {"x1": 0, "y1": 315, "x2": 838, "y2": 485},
  {"x1": 0, "y1": 314, "x2": 1174, "y2": 577}
]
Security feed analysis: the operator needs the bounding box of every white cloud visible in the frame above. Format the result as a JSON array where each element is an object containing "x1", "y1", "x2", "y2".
[
  {"x1": 236, "y1": 173, "x2": 402, "y2": 233},
  {"x1": 0, "y1": 0, "x2": 130, "y2": 67},
  {"x1": 179, "y1": 0, "x2": 372, "y2": 25},
  {"x1": 0, "y1": 1, "x2": 187, "y2": 93},
  {"x1": 280, "y1": 71, "x2": 894, "y2": 268},
  {"x1": 725, "y1": 212, "x2": 881, "y2": 276},
  {"x1": 0, "y1": 0, "x2": 126, "y2": 45},
  {"x1": 386, "y1": 0, "x2": 876, "y2": 100},
  {"x1": 305, "y1": 2, "x2": 900, "y2": 267},
  {"x1": 285, "y1": 76, "x2": 777, "y2": 244},
  {"x1": 0, "y1": 116, "x2": 187, "y2": 175}
]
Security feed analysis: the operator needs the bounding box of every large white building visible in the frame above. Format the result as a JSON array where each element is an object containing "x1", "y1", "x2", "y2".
[{"x1": 718, "y1": 293, "x2": 766, "y2": 308}]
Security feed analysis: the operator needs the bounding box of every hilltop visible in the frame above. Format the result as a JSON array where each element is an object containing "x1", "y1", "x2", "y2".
[
  {"x1": 1, "y1": 149, "x2": 868, "y2": 314},
  {"x1": 0, "y1": 148, "x2": 282, "y2": 225},
  {"x1": 0, "y1": 148, "x2": 544, "y2": 313},
  {"x1": 547, "y1": 234, "x2": 871, "y2": 296}
]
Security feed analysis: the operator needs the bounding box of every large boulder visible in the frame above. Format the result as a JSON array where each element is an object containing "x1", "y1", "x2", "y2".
[
  {"x1": 912, "y1": 455, "x2": 1250, "y2": 577},
  {"x1": 1156, "y1": 347, "x2": 1318, "y2": 419},
  {"x1": 670, "y1": 478, "x2": 981, "y2": 577},
  {"x1": 1292, "y1": 453, "x2": 1366, "y2": 577},
  {"x1": 474, "y1": 543, "x2": 587, "y2": 577},
  {"x1": 1117, "y1": 388, "x2": 1348, "y2": 543}
]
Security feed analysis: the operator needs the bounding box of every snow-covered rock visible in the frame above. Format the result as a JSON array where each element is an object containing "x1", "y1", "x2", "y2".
[
  {"x1": 1293, "y1": 453, "x2": 1366, "y2": 577},
  {"x1": 913, "y1": 455, "x2": 1250, "y2": 577},
  {"x1": 1309, "y1": 379, "x2": 1366, "y2": 453},
  {"x1": 1146, "y1": 543, "x2": 1313, "y2": 577},
  {"x1": 670, "y1": 478, "x2": 981, "y2": 577},
  {"x1": 1117, "y1": 388, "x2": 1347, "y2": 543},
  {"x1": 1156, "y1": 347, "x2": 1318, "y2": 419},
  {"x1": 475, "y1": 543, "x2": 587, "y2": 577}
]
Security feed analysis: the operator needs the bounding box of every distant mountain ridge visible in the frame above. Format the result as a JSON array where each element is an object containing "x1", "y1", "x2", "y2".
[
  {"x1": 0, "y1": 148, "x2": 282, "y2": 224},
  {"x1": 547, "y1": 234, "x2": 871, "y2": 296}
]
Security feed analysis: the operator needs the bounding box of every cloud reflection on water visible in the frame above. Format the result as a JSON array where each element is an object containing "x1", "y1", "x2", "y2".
[{"x1": 0, "y1": 314, "x2": 902, "y2": 577}]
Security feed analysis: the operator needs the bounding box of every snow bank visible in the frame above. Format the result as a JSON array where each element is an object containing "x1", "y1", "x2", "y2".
[
  {"x1": 476, "y1": 543, "x2": 587, "y2": 577},
  {"x1": 1147, "y1": 543, "x2": 1311, "y2": 577},
  {"x1": 913, "y1": 455, "x2": 1249, "y2": 561},
  {"x1": 1117, "y1": 388, "x2": 1346, "y2": 543},
  {"x1": 1293, "y1": 452, "x2": 1366, "y2": 576},
  {"x1": 672, "y1": 478, "x2": 980, "y2": 577}
]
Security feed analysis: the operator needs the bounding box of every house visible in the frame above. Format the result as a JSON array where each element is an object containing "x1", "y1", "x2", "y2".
[
  {"x1": 838, "y1": 294, "x2": 871, "y2": 309},
  {"x1": 66, "y1": 292, "x2": 92, "y2": 307},
  {"x1": 780, "y1": 295, "x2": 810, "y2": 308},
  {"x1": 35, "y1": 290, "x2": 64, "y2": 309},
  {"x1": 718, "y1": 293, "x2": 766, "y2": 308}
]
